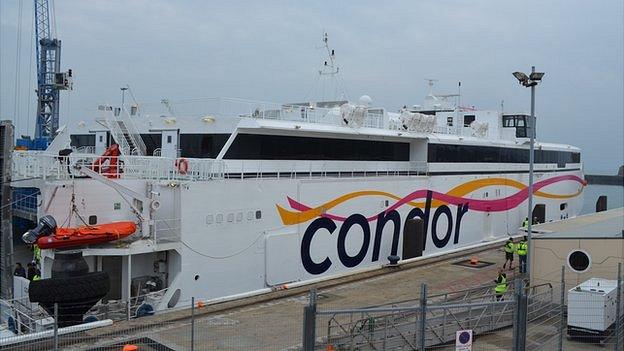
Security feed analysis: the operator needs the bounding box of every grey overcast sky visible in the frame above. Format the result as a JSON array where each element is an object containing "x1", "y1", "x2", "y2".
[{"x1": 1, "y1": 0, "x2": 622, "y2": 173}]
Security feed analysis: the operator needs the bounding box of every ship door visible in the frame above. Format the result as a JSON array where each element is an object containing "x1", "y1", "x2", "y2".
[
  {"x1": 95, "y1": 131, "x2": 107, "y2": 155},
  {"x1": 532, "y1": 204, "x2": 546, "y2": 224},
  {"x1": 161, "y1": 130, "x2": 179, "y2": 158}
]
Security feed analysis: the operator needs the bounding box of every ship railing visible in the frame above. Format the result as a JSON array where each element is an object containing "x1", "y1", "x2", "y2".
[
  {"x1": 221, "y1": 159, "x2": 429, "y2": 179},
  {"x1": 0, "y1": 296, "x2": 51, "y2": 335},
  {"x1": 10, "y1": 151, "x2": 226, "y2": 182},
  {"x1": 154, "y1": 97, "x2": 386, "y2": 129},
  {"x1": 83, "y1": 288, "x2": 169, "y2": 322},
  {"x1": 71, "y1": 145, "x2": 95, "y2": 154},
  {"x1": 11, "y1": 151, "x2": 429, "y2": 182}
]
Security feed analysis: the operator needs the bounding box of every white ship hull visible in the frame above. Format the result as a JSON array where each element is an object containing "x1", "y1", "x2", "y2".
[{"x1": 26, "y1": 165, "x2": 583, "y2": 309}]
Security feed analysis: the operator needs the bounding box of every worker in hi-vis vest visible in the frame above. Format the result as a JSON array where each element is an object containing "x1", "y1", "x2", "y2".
[
  {"x1": 517, "y1": 236, "x2": 528, "y2": 274},
  {"x1": 521, "y1": 217, "x2": 529, "y2": 229},
  {"x1": 32, "y1": 244, "x2": 41, "y2": 264},
  {"x1": 494, "y1": 268, "x2": 508, "y2": 301},
  {"x1": 502, "y1": 238, "x2": 516, "y2": 271}
]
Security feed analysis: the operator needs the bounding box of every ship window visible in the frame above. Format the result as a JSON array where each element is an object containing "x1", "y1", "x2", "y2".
[
  {"x1": 140, "y1": 134, "x2": 162, "y2": 156},
  {"x1": 70, "y1": 134, "x2": 95, "y2": 148},
  {"x1": 88, "y1": 215, "x2": 97, "y2": 225},
  {"x1": 447, "y1": 117, "x2": 453, "y2": 126},
  {"x1": 255, "y1": 210, "x2": 262, "y2": 219},
  {"x1": 224, "y1": 134, "x2": 410, "y2": 161},
  {"x1": 560, "y1": 203, "x2": 567, "y2": 211},
  {"x1": 502, "y1": 116, "x2": 515, "y2": 127},
  {"x1": 179, "y1": 134, "x2": 230, "y2": 158},
  {"x1": 463, "y1": 115, "x2": 475, "y2": 127},
  {"x1": 167, "y1": 135, "x2": 172, "y2": 144},
  {"x1": 99, "y1": 135, "x2": 103, "y2": 142},
  {"x1": 428, "y1": 143, "x2": 579, "y2": 165}
]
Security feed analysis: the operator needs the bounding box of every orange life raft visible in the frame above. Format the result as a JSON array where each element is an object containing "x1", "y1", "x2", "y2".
[{"x1": 37, "y1": 221, "x2": 137, "y2": 249}]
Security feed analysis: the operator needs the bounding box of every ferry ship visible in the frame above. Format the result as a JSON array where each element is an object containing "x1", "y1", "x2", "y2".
[{"x1": 6, "y1": 40, "x2": 584, "y2": 320}]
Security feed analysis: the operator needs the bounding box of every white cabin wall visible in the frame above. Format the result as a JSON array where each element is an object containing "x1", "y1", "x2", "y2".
[{"x1": 39, "y1": 179, "x2": 145, "y2": 226}]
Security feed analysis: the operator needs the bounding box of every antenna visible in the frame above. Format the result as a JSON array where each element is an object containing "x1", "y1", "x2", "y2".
[
  {"x1": 424, "y1": 79, "x2": 438, "y2": 95},
  {"x1": 319, "y1": 32, "x2": 339, "y2": 76}
]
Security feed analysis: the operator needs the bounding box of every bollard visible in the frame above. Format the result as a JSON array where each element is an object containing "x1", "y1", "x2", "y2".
[
  {"x1": 191, "y1": 297, "x2": 196, "y2": 351},
  {"x1": 53, "y1": 303, "x2": 59, "y2": 351}
]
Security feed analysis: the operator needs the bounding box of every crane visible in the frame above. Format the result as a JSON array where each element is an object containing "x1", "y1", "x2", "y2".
[{"x1": 18, "y1": 0, "x2": 72, "y2": 150}]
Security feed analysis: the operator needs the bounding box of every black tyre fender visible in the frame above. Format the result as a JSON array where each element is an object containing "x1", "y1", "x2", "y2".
[{"x1": 29, "y1": 271, "x2": 110, "y2": 304}]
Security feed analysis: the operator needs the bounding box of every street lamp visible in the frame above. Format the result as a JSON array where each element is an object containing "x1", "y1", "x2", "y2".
[{"x1": 513, "y1": 66, "x2": 544, "y2": 280}]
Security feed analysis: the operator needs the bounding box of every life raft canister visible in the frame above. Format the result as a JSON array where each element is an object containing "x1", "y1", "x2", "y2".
[{"x1": 175, "y1": 158, "x2": 189, "y2": 174}]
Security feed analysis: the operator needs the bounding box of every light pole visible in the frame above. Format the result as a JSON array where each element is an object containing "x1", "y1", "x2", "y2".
[{"x1": 512, "y1": 66, "x2": 545, "y2": 280}]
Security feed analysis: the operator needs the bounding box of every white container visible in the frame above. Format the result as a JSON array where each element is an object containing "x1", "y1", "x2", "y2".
[{"x1": 567, "y1": 278, "x2": 618, "y2": 332}]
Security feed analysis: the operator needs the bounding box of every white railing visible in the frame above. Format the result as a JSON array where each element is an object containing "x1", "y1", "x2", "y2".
[
  {"x1": 11, "y1": 152, "x2": 225, "y2": 182},
  {"x1": 71, "y1": 145, "x2": 95, "y2": 154},
  {"x1": 220, "y1": 159, "x2": 429, "y2": 179},
  {"x1": 11, "y1": 151, "x2": 428, "y2": 182}
]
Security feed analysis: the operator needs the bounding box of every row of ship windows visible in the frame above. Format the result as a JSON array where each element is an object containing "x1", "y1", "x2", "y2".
[
  {"x1": 206, "y1": 210, "x2": 262, "y2": 225},
  {"x1": 427, "y1": 144, "x2": 580, "y2": 164},
  {"x1": 71, "y1": 134, "x2": 580, "y2": 164}
]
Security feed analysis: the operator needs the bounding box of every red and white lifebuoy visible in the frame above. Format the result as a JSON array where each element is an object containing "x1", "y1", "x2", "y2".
[{"x1": 175, "y1": 158, "x2": 189, "y2": 174}]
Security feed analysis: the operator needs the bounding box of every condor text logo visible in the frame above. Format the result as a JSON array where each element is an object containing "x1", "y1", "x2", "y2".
[{"x1": 300, "y1": 191, "x2": 469, "y2": 275}]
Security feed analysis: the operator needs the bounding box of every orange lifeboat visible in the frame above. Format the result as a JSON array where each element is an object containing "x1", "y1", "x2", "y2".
[{"x1": 37, "y1": 221, "x2": 137, "y2": 249}]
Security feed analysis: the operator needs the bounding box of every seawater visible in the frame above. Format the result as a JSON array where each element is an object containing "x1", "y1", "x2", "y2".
[{"x1": 581, "y1": 184, "x2": 624, "y2": 214}]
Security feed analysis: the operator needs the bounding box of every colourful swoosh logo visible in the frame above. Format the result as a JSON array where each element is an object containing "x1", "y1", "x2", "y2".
[{"x1": 276, "y1": 175, "x2": 586, "y2": 225}]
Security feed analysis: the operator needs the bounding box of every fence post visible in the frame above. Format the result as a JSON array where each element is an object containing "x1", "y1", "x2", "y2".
[
  {"x1": 126, "y1": 299, "x2": 131, "y2": 321},
  {"x1": 558, "y1": 266, "x2": 565, "y2": 351},
  {"x1": 419, "y1": 282, "x2": 427, "y2": 351},
  {"x1": 53, "y1": 302, "x2": 59, "y2": 351},
  {"x1": 191, "y1": 297, "x2": 195, "y2": 351},
  {"x1": 615, "y1": 263, "x2": 622, "y2": 351},
  {"x1": 302, "y1": 288, "x2": 317, "y2": 351},
  {"x1": 512, "y1": 278, "x2": 527, "y2": 351}
]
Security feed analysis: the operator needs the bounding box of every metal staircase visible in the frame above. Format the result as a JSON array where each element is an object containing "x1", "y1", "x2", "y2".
[{"x1": 100, "y1": 107, "x2": 146, "y2": 156}]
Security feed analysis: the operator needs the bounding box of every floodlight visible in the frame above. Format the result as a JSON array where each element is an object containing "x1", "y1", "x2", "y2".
[
  {"x1": 512, "y1": 72, "x2": 529, "y2": 83},
  {"x1": 529, "y1": 72, "x2": 545, "y2": 81}
]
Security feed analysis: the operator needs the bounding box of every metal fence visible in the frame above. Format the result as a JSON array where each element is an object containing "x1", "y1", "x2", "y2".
[
  {"x1": 304, "y1": 264, "x2": 624, "y2": 351},
  {"x1": 0, "y1": 264, "x2": 622, "y2": 350}
]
